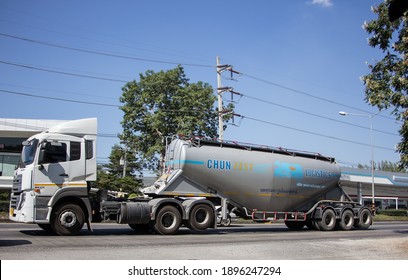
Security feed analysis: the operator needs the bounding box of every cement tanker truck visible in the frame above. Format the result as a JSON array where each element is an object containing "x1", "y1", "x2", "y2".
[{"x1": 9, "y1": 119, "x2": 372, "y2": 235}]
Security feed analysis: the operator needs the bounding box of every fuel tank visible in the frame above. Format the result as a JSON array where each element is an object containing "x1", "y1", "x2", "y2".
[{"x1": 149, "y1": 138, "x2": 341, "y2": 212}]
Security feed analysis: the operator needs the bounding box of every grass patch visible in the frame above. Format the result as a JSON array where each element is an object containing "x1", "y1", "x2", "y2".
[{"x1": 374, "y1": 214, "x2": 408, "y2": 221}]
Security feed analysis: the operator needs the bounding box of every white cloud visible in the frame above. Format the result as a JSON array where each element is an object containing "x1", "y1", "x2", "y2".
[{"x1": 310, "y1": 0, "x2": 333, "y2": 7}]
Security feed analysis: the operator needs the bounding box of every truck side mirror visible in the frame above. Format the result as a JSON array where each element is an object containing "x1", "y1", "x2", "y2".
[
  {"x1": 38, "y1": 142, "x2": 49, "y2": 167},
  {"x1": 38, "y1": 149, "x2": 45, "y2": 169}
]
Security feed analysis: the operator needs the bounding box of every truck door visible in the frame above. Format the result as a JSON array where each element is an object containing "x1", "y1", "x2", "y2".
[{"x1": 33, "y1": 140, "x2": 70, "y2": 194}]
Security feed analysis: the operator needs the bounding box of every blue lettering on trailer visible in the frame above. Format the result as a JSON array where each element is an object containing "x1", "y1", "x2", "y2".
[
  {"x1": 305, "y1": 169, "x2": 333, "y2": 178},
  {"x1": 274, "y1": 161, "x2": 303, "y2": 178},
  {"x1": 207, "y1": 159, "x2": 231, "y2": 170}
]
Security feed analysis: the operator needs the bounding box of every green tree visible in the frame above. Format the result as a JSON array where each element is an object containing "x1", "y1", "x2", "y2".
[
  {"x1": 96, "y1": 144, "x2": 143, "y2": 195},
  {"x1": 120, "y1": 65, "x2": 221, "y2": 172},
  {"x1": 106, "y1": 144, "x2": 140, "y2": 177},
  {"x1": 362, "y1": 0, "x2": 408, "y2": 167},
  {"x1": 358, "y1": 160, "x2": 406, "y2": 172}
]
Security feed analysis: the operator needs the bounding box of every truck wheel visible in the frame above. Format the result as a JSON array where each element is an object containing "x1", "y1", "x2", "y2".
[
  {"x1": 338, "y1": 209, "x2": 354, "y2": 230},
  {"x1": 51, "y1": 203, "x2": 84, "y2": 236},
  {"x1": 188, "y1": 204, "x2": 214, "y2": 230},
  {"x1": 154, "y1": 205, "x2": 182, "y2": 235},
  {"x1": 285, "y1": 220, "x2": 305, "y2": 230},
  {"x1": 354, "y1": 208, "x2": 372, "y2": 230},
  {"x1": 317, "y1": 208, "x2": 336, "y2": 231}
]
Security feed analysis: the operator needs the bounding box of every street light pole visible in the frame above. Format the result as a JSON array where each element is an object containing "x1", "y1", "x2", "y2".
[{"x1": 339, "y1": 111, "x2": 379, "y2": 212}]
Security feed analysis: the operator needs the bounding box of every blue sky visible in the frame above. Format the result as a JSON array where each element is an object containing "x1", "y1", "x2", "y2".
[{"x1": 0, "y1": 0, "x2": 400, "y2": 168}]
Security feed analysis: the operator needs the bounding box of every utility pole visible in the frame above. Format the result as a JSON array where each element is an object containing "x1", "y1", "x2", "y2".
[
  {"x1": 216, "y1": 56, "x2": 240, "y2": 140},
  {"x1": 216, "y1": 56, "x2": 224, "y2": 140}
]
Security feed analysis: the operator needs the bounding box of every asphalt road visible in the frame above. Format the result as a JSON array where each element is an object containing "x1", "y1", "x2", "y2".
[{"x1": 1, "y1": 221, "x2": 407, "y2": 260}]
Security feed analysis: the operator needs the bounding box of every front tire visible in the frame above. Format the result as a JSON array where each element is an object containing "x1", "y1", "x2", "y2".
[{"x1": 51, "y1": 203, "x2": 85, "y2": 236}]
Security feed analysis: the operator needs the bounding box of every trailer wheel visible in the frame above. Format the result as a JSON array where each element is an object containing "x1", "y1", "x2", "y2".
[
  {"x1": 354, "y1": 208, "x2": 372, "y2": 230},
  {"x1": 188, "y1": 204, "x2": 214, "y2": 230},
  {"x1": 154, "y1": 205, "x2": 182, "y2": 235},
  {"x1": 338, "y1": 209, "x2": 354, "y2": 231},
  {"x1": 51, "y1": 203, "x2": 84, "y2": 236},
  {"x1": 317, "y1": 208, "x2": 336, "y2": 231},
  {"x1": 285, "y1": 220, "x2": 305, "y2": 230}
]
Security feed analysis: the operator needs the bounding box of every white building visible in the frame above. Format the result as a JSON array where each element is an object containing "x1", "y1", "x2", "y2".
[{"x1": 0, "y1": 118, "x2": 66, "y2": 189}]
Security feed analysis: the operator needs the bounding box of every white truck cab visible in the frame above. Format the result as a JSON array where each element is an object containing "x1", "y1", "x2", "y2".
[{"x1": 9, "y1": 118, "x2": 97, "y2": 235}]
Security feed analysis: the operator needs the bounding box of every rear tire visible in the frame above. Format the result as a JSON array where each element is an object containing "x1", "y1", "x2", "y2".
[
  {"x1": 338, "y1": 209, "x2": 354, "y2": 230},
  {"x1": 188, "y1": 204, "x2": 214, "y2": 230},
  {"x1": 153, "y1": 205, "x2": 182, "y2": 235},
  {"x1": 355, "y1": 208, "x2": 372, "y2": 230},
  {"x1": 51, "y1": 203, "x2": 85, "y2": 236},
  {"x1": 317, "y1": 208, "x2": 336, "y2": 231}
]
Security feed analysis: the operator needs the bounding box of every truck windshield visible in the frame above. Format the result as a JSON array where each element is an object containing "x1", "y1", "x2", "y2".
[{"x1": 20, "y1": 139, "x2": 39, "y2": 167}]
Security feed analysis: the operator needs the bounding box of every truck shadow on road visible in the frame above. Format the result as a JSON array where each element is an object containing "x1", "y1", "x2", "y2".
[
  {"x1": 19, "y1": 224, "x2": 293, "y2": 237},
  {"x1": 18, "y1": 223, "x2": 382, "y2": 237},
  {"x1": 0, "y1": 239, "x2": 32, "y2": 247}
]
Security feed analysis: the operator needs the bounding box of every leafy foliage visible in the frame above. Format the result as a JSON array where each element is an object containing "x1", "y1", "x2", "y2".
[
  {"x1": 96, "y1": 144, "x2": 143, "y2": 194},
  {"x1": 358, "y1": 160, "x2": 407, "y2": 172},
  {"x1": 119, "y1": 65, "x2": 219, "y2": 171},
  {"x1": 362, "y1": 0, "x2": 408, "y2": 167}
]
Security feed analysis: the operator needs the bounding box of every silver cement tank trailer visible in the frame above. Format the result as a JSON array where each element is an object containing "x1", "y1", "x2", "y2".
[{"x1": 139, "y1": 136, "x2": 372, "y2": 233}]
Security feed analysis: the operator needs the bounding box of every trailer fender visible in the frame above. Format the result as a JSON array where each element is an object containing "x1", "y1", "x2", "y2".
[
  {"x1": 148, "y1": 198, "x2": 185, "y2": 220},
  {"x1": 182, "y1": 199, "x2": 214, "y2": 217},
  {"x1": 311, "y1": 205, "x2": 337, "y2": 220}
]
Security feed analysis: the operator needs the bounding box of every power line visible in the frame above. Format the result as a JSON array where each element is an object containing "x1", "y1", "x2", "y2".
[
  {"x1": 0, "y1": 60, "x2": 128, "y2": 83},
  {"x1": 242, "y1": 94, "x2": 399, "y2": 136},
  {"x1": 242, "y1": 72, "x2": 397, "y2": 122},
  {"x1": 0, "y1": 89, "x2": 120, "y2": 107},
  {"x1": 0, "y1": 82, "x2": 119, "y2": 101},
  {"x1": 0, "y1": 32, "x2": 214, "y2": 68},
  {"x1": 235, "y1": 114, "x2": 395, "y2": 152}
]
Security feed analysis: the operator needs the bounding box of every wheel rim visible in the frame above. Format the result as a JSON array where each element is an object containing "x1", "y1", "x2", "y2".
[
  {"x1": 195, "y1": 209, "x2": 209, "y2": 225},
  {"x1": 361, "y1": 211, "x2": 370, "y2": 225},
  {"x1": 59, "y1": 211, "x2": 77, "y2": 228},
  {"x1": 343, "y1": 211, "x2": 354, "y2": 226},
  {"x1": 324, "y1": 215, "x2": 335, "y2": 227},
  {"x1": 161, "y1": 212, "x2": 176, "y2": 229}
]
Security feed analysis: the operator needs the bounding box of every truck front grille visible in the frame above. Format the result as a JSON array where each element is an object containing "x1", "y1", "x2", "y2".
[{"x1": 12, "y1": 174, "x2": 22, "y2": 194}]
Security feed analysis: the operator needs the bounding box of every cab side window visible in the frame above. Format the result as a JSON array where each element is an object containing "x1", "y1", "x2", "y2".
[
  {"x1": 70, "y1": 142, "x2": 81, "y2": 161},
  {"x1": 42, "y1": 143, "x2": 67, "y2": 164}
]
